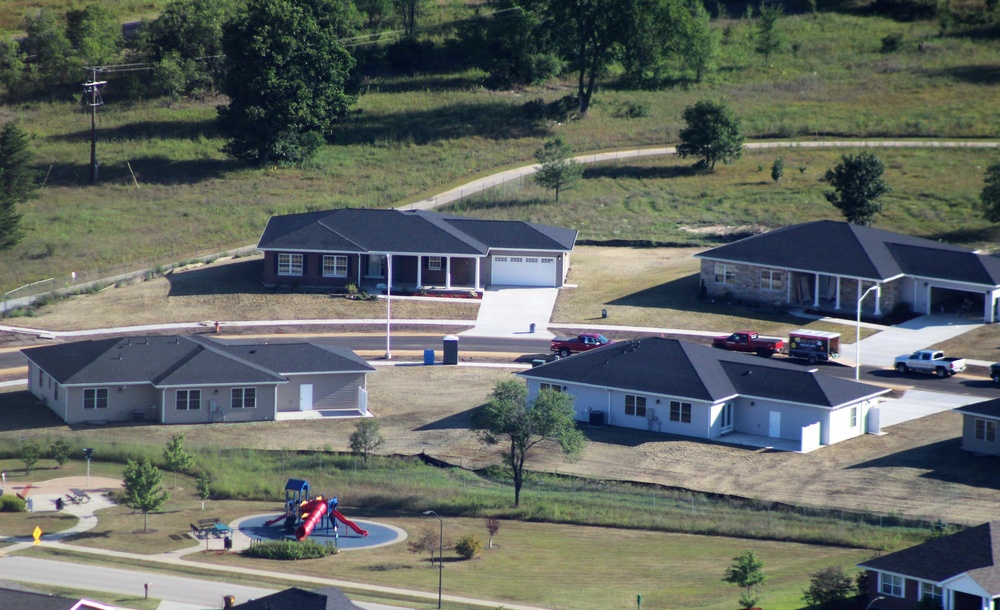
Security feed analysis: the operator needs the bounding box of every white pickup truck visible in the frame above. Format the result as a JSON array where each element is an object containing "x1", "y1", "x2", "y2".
[{"x1": 893, "y1": 350, "x2": 967, "y2": 377}]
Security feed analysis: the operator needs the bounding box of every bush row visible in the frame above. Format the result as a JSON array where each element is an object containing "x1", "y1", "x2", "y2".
[{"x1": 242, "y1": 539, "x2": 337, "y2": 560}]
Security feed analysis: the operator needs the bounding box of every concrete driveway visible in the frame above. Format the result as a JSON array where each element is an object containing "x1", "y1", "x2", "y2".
[
  {"x1": 460, "y1": 287, "x2": 559, "y2": 339},
  {"x1": 878, "y1": 389, "x2": 981, "y2": 428},
  {"x1": 856, "y1": 314, "x2": 983, "y2": 368}
]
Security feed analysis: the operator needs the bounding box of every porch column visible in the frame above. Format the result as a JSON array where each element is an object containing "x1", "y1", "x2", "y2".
[
  {"x1": 874, "y1": 284, "x2": 882, "y2": 316},
  {"x1": 926, "y1": 283, "x2": 933, "y2": 314},
  {"x1": 386, "y1": 253, "x2": 393, "y2": 294},
  {"x1": 813, "y1": 273, "x2": 820, "y2": 307},
  {"x1": 474, "y1": 257, "x2": 481, "y2": 291},
  {"x1": 835, "y1": 277, "x2": 841, "y2": 310},
  {"x1": 985, "y1": 290, "x2": 997, "y2": 323},
  {"x1": 857, "y1": 280, "x2": 863, "y2": 314},
  {"x1": 786, "y1": 272, "x2": 792, "y2": 304},
  {"x1": 357, "y1": 255, "x2": 362, "y2": 288},
  {"x1": 445, "y1": 256, "x2": 452, "y2": 289},
  {"x1": 416, "y1": 256, "x2": 422, "y2": 289}
]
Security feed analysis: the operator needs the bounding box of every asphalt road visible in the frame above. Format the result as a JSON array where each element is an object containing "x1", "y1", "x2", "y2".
[{"x1": 2, "y1": 333, "x2": 997, "y2": 397}]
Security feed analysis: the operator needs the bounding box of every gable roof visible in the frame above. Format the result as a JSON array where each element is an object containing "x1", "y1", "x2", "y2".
[
  {"x1": 257, "y1": 208, "x2": 577, "y2": 256},
  {"x1": 859, "y1": 522, "x2": 1000, "y2": 594},
  {"x1": 21, "y1": 337, "x2": 372, "y2": 388},
  {"x1": 956, "y1": 398, "x2": 1000, "y2": 421},
  {"x1": 696, "y1": 220, "x2": 1000, "y2": 286},
  {"x1": 232, "y1": 586, "x2": 363, "y2": 610},
  {"x1": 0, "y1": 588, "x2": 79, "y2": 610},
  {"x1": 518, "y1": 337, "x2": 887, "y2": 407}
]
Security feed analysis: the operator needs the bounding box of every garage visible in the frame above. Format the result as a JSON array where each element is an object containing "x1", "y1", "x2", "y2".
[{"x1": 491, "y1": 255, "x2": 557, "y2": 287}]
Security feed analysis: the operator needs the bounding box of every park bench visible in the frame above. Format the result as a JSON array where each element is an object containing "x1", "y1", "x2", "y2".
[{"x1": 190, "y1": 517, "x2": 226, "y2": 539}]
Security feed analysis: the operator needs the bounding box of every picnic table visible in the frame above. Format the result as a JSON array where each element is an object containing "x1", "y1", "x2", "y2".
[
  {"x1": 213, "y1": 523, "x2": 233, "y2": 538},
  {"x1": 66, "y1": 489, "x2": 91, "y2": 504},
  {"x1": 190, "y1": 517, "x2": 230, "y2": 539}
]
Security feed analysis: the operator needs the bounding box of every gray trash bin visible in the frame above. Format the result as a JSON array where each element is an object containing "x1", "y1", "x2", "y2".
[{"x1": 443, "y1": 335, "x2": 459, "y2": 365}]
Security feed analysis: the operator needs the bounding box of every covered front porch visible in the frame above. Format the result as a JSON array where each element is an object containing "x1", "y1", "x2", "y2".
[
  {"x1": 361, "y1": 253, "x2": 484, "y2": 293},
  {"x1": 788, "y1": 272, "x2": 888, "y2": 316}
]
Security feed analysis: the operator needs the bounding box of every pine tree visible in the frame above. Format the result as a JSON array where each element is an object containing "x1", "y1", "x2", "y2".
[{"x1": 0, "y1": 122, "x2": 38, "y2": 251}]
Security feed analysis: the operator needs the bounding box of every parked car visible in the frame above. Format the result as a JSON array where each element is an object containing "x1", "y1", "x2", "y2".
[
  {"x1": 712, "y1": 331, "x2": 784, "y2": 357},
  {"x1": 787, "y1": 329, "x2": 841, "y2": 364},
  {"x1": 550, "y1": 333, "x2": 611, "y2": 358},
  {"x1": 894, "y1": 350, "x2": 967, "y2": 377},
  {"x1": 992, "y1": 363, "x2": 1000, "y2": 384}
]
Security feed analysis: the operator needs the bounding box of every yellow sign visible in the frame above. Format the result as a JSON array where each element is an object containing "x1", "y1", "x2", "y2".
[{"x1": 32, "y1": 526, "x2": 42, "y2": 545}]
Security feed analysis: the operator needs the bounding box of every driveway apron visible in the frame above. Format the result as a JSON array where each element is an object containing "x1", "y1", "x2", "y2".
[
  {"x1": 856, "y1": 314, "x2": 982, "y2": 368},
  {"x1": 460, "y1": 287, "x2": 559, "y2": 339}
]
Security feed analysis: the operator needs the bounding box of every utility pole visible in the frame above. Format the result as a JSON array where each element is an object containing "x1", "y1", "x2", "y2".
[{"x1": 82, "y1": 67, "x2": 106, "y2": 183}]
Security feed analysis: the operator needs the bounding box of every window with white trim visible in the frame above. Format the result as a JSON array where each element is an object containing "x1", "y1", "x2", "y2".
[
  {"x1": 880, "y1": 574, "x2": 904, "y2": 598},
  {"x1": 625, "y1": 395, "x2": 646, "y2": 417},
  {"x1": 850, "y1": 406, "x2": 858, "y2": 428},
  {"x1": 322, "y1": 255, "x2": 348, "y2": 278},
  {"x1": 428, "y1": 256, "x2": 442, "y2": 271},
  {"x1": 176, "y1": 389, "x2": 201, "y2": 411},
  {"x1": 670, "y1": 400, "x2": 691, "y2": 423},
  {"x1": 920, "y1": 583, "x2": 943, "y2": 606},
  {"x1": 83, "y1": 388, "x2": 108, "y2": 409},
  {"x1": 526, "y1": 257, "x2": 539, "y2": 263},
  {"x1": 975, "y1": 418, "x2": 997, "y2": 442},
  {"x1": 714, "y1": 263, "x2": 735, "y2": 285},
  {"x1": 494, "y1": 256, "x2": 508, "y2": 262},
  {"x1": 278, "y1": 253, "x2": 303, "y2": 276},
  {"x1": 760, "y1": 269, "x2": 784, "y2": 292},
  {"x1": 231, "y1": 388, "x2": 256, "y2": 409},
  {"x1": 540, "y1": 383, "x2": 561, "y2": 393},
  {"x1": 510, "y1": 257, "x2": 523, "y2": 263},
  {"x1": 541, "y1": 258, "x2": 555, "y2": 263}
]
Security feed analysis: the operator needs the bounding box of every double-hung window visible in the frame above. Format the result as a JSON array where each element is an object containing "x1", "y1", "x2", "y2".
[
  {"x1": 976, "y1": 418, "x2": 997, "y2": 442},
  {"x1": 540, "y1": 383, "x2": 561, "y2": 392},
  {"x1": 714, "y1": 263, "x2": 735, "y2": 285},
  {"x1": 176, "y1": 389, "x2": 201, "y2": 411},
  {"x1": 625, "y1": 395, "x2": 647, "y2": 417},
  {"x1": 322, "y1": 255, "x2": 348, "y2": 278},
  {"x1": 83, "y1": 388, "x2": 108, "y2": 409},
  {"x1": 231, "y1": 388, "x2": 256, "y2": 409},
  {"x1": 428, "y1": 256, "x2": 442, "y2": 271},
  {"x1": 760, "y1": 269, "x2": 784, "y2": 292},
  {"x1": 920, "y1": 583, "x2": 943, "y2": 606},
  {"x1": 850, "y1": 406, "x2": 858, "y2": 428},
  {"x1": 670, "y1": 400, "x2": 692, "y2": 423},
  {"x1": 880, "y1": 574, "x2": 904, "y2": 598},
  {"x1": 278, "y1": 253, "x2": 303, "y2": 276}
]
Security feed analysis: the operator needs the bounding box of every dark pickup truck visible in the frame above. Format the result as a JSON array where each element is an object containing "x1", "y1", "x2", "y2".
[
  {"x1": 711, "y1": 331, "x2": 785, "y2": 357},
  {"x1": 550, "y1": 333, "x2": 611, "y2": 358}
]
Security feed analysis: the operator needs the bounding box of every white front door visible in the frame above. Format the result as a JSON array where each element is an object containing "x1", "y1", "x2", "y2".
[
  {"x1": 367, "y1": 255, "x2": 386, "y2": 278},
  {"x1": 299, "y1": 384, "x2": 313, "y2": 411},
  {"x1": 769, "y1": 411, "x2": 781, "y2": 438},
  {"x1": 721, "y1": 403, "x2": 733, "y2": 434}
]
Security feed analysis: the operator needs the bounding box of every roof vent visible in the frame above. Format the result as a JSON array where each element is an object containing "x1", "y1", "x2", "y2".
[{"x1": 249, "y1": 349, "x2": 257, "y2": 354}]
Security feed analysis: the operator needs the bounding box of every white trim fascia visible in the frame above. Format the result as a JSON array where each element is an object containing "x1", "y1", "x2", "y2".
[
  {"x1": 956, "y1": 410, "x2": 1000, "y2": 421},
  {"x1": 518, "y1": 372, "x2": 736, "y2": 404},
  {"x1": 736, "y1": 390, "x2": 889, "y2": 411},
  {"x1": 698, "y1": 255, "x2": 898, "y2": 283},
  {"x1": 61, "y1": 381, "x2": 153, "y2": 388},
  {"x1": 261, "y1": 247, "x2": 364, "y2": 254},
  {"x1": 154, "y1": 380, "x2": 288, "y2": 389},
  {"x1": 487, "y1": 247, "x2": 572, "y2": 254},
  {"x1": 369, "y1": 250, "x2": 487, "y2": 257},
  {"x1": 907, "y1": 274, "x2": 1000, "y2": 290},
  {"x1": 281, "y1": 370, "x2": 373, "y2": 376}
]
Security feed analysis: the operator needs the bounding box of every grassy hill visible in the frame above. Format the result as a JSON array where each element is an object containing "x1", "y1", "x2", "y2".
[{"x1": 1, "y1": 7, "x2": 998, "y2": 295}]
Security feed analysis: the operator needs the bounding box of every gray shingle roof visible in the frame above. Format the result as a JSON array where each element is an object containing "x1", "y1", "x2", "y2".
[
  {"x1": 859, "y1": 522, "x2": 1000, "y2": 594},
  {"x1": 518, "y1": 337, "x2": 887, "y2": 407},
  {"x1": 956, "y1": 398, "x2": 1000, "y2": 421},
  {"x1": 21, "y1": 337, "x2": 371, "y2": 388},
  {"x1": 696, "y1": 220, "x2": 1000, "y2": 286},
  {"x1": 257, "y1": 208, "x2": 577, "y2": 255},
  {"x1": 0, "y1": 587, "x2": 79, "y2": 610},
  {"x1": 232, "y1": 586, "x2": 363, "y2": 610}
]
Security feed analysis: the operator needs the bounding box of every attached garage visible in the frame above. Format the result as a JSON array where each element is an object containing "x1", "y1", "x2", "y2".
[{"x1": 491, "y1": 255, "x2": 557, "y2": 287}]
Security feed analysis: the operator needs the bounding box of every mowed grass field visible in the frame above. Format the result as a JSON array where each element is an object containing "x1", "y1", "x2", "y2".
[{"x1": 1, "y1": 10, "x2": 998, "y2": 294}]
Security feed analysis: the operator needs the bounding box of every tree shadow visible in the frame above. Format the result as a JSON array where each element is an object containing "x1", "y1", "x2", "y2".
[
  {"x1": 581, "y1": 164, "x2": 702, "y2": 180},
  {"x1": 0, "y1": 391, "x2": 68, "y2": 433},
  {"x1": 40, "y1": 157, "x2": 237, "y2": 187},
  {"x1": 922, "y1": 64, "x2": 1000, "y2": 85},
  {"x1": 333, "y1": 100, "x2": 548, "y2": 146},
  {"x1": 47, "y1": 119, "x2": 220, "y2": 143},
  {"x1": 847, "y1": 436, "x2": 1000, "y2": 490},
  {"x1": 415, "y1": 406, "x2": 479, "y2": 431},
  {"x1": 360, "y1": 72, "x2": 488, "y2": 95},
  {"x1": 444, "y1": 197, "x2": 547, "y2": 213},
  {"x1": 165, "y1": 258, "x2": 266, "y2": 297}
]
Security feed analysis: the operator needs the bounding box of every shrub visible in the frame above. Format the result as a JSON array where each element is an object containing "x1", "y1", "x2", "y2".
[
  {"x1": 803, "y1": 566, "x2": 855, "y2": 608},
  {"x1": 455, "y1": 533, "x2": 483, "y2": 560},
  {"x1": 881, "y1": 33, "x2": 903, "y2": 53},
  {"x1": 0, "y1": 495, "x2": 27, "y2": 512},
  {"x1": 242, "y1": 539, "x2": 337, "y2": 560}
]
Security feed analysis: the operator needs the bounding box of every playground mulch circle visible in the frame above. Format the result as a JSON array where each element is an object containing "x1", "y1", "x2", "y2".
[{"x1": 235, "y1": 514, "x2": 405, "y2": 551}]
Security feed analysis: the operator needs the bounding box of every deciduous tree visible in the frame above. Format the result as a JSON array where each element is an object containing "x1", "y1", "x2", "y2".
[
  {"x1": 217, "y1": 0, "x2": 359, "y2": 165},
  {"x1": 980, "y1": 161, "x2": 1000, "y2": 223},
  {"x1": 533, "y1": 136, "x2": 582, "y2": 202},
  {"x1": 755, "y1": 2, "x2": 784, "y2": 64},
  {"x1": 50, "y1": 439, "x2": 72, "y2": 468},
  {"x1": 407, "y1": 526, "x2": 439, "y2": 564},
  {"x1": 0, "y1": 33, "x2": 26, "y2": 93},
  {"x1": 349, "y1": 418, "x2": 385, "y2": 466},
  {"x1": 803, "y1": 566, "x2": 855, "y2": 609},
  {"x1": 472, "y1": 380, "x2": 584, "y2": 507},
  {"x1": 681, "y1": 0, "x2": 719, "y2": 83},
  {"x1": 20, "y1": 441, "x2": 41, "y2": 475},
  {"x1": 724, "y1": 550, "x2": 766, "y2": 609},
  {"x1": 21, "y1": 9, "x2": 77, "y2": 93},
  {"x1": 162, "y1": 433, "x2": 195, "y2": 488},
  {"x1": 67, "y1": 5, "x2": 123, "y2": 66},
  {"x1": 676, "y1": 100, "x2": 745, "y2": 171},
  {"x1": 122, "y1": 458, "x2": 170, "y2": 532},
  {"x1": 485, "y1": 517, "x2": 501, "y2": 549},
  {"x1": 0, "y1": 122, "x2": 38, "y2": 251},
  {"x1": 824, "y1": 152, "x2": 891, "y2": 226}
]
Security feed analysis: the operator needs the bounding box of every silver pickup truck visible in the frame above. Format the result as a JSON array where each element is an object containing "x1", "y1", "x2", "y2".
[{"x1": 894, "y1": 350, "x2": 967, "y2": 377}]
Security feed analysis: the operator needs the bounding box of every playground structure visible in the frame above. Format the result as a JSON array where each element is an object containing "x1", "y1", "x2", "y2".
[{"x1": 264, "y1": 479, "x2": 368, "y2": 542}]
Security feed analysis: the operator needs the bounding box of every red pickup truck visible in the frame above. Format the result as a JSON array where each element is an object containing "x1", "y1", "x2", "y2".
[
  {"x1": 550, "y1": 333, "x2": 611, "y2": 358},
  {"x1": 712, "y1": 331, "x2": 785, "y2": 357}
]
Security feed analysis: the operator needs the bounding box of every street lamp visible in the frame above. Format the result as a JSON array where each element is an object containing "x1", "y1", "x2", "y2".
[
  {"x1": 423, "y1": 510, "x2": 443, "y2": 609},
  {"x1": 856, "y1": 284, "x2": 880, "y2": 382},
  {"x1": 866, "y1": 595, "x2": 886, "y2": 610}
]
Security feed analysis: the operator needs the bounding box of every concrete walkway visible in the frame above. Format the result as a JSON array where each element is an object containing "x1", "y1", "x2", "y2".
[{"x1": 460, "y1": 287, "x2": 559, "y2": 339}]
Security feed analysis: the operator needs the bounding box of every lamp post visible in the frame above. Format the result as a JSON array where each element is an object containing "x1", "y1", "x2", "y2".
[
  {"x1": 856, "y1": 285, "x2": 880, "y2": 382},
  {"x1": 866, "y1": 595, "x2": 886, "y2": 610},
  {"x1": 423, "y1": 510, "x2": 443, "y2": 609}
]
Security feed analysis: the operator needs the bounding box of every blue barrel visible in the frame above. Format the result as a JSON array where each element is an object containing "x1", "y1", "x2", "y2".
[{"x1": 423, "y1": 349, "x2": 435, "y2": 365}]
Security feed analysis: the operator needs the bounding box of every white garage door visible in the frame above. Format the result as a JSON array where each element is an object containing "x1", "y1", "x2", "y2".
[{"x1": 491, "y1": 256, "x2": 556, "y2": 287}]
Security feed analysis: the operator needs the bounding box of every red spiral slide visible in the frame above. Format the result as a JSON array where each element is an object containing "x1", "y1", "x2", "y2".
[
  {"x1": 294, "y1": 499, "x2": 328, "y2": 541},
  {"x1": 332, "y1": 509, "x2": 368, "y2": 537}
]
